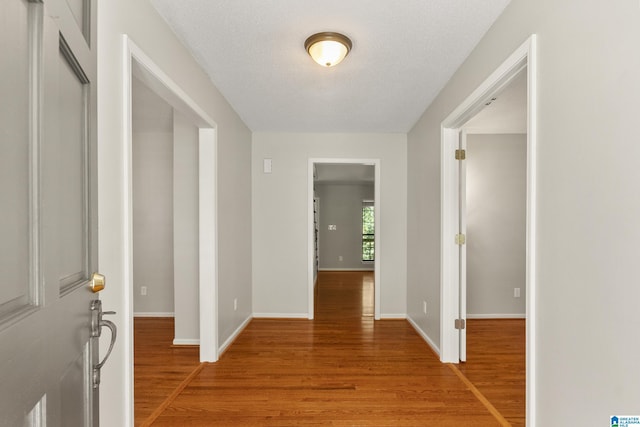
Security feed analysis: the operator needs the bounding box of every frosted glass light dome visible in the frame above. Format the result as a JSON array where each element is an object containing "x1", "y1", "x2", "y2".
[{"x1": 305, "y1": 32, "x2": 352, "y2": 67}]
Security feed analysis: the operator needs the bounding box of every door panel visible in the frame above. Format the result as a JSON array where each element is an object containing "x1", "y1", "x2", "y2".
[
  {"x1": 0, "y1": 0, "x2": 100, "y2": 425},
  {"x1": 64, "y1": 0, "x2": 89, "y2": 43},
  {"x1": 57, "y1": 39, "x2": 90, "y2": 291},
  {"x1": 0, "y1": 0, "x2": 34, "y2": 322},
  {"x1": 60, "y1": 349, "x2": 89, "y2": 427}
]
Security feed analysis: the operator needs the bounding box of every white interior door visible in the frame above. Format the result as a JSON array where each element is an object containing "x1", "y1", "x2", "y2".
[
  {"x1": 458, "y1": 131, "x2": 468, "y2": 362},
  {"x1": 0, "y1": 0, "x2": 103, "y2": 425}
]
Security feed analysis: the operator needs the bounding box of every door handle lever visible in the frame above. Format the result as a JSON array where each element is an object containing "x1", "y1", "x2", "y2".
[
  {"x1": 95, "y1": 318, "x2": 117, "y2": 370},
  {"x1": 90, "y1": 300, "x2": 118, "y2": 388}
]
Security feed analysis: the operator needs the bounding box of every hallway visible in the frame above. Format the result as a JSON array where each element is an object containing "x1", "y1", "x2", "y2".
[{"x1": 135, "y1": 271, "x2": 523, "y2": 426}]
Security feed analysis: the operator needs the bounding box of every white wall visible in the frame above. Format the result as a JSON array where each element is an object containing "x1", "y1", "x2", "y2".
[
  {"x1": 407, "y1": 0, "x2": 640, "y2": 423},
  {"x1": 252, "y1": 133, "x2": 407, "y2": 317},
  {"x1": 132, "y1": 129, "x2": 174, "y2": 314},
  {"x1": 173, "y1": 110, "x2": 200, "y2": 342},
  {"x1": 466, "y1": 134, "x2": 526, "y2": 318},
  {"x1": 131, "y1": 82, "x2": 200, "y2": 343},
  {"x1": 131, "y1": 78, "x2": 175, "y2": 316},
  {"x1": 316, "y1": 183, "x2": 375, "y2": 270},
  {"x1": 97, "y1": 0, "x2": 252, "y2": 424}
]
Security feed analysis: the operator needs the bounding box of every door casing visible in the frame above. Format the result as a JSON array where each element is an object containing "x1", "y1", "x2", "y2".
[
  {"x1": 440, "y1": 35, "x2": 538, "y2": 423},
  {"x1": 308, "y1": 158, "x2": 381, "y2": 320},
  {"x1": 121, "y1": 35, "x2": 219, "y2": 422}
]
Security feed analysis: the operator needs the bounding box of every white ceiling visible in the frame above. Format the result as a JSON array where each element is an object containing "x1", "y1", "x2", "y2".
[{"x1": 150, "y1": 0, "x2": 510, "y2": 133}]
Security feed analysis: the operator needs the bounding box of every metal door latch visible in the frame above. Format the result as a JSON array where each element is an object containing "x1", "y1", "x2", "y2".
[{"x1": 90, "y1": 299, "x2": 117, "y2": 389}]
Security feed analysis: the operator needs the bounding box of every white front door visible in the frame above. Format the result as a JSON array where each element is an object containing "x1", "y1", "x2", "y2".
[{"x1": 0, "y1": 0, "x2": 102, "y2": 425}]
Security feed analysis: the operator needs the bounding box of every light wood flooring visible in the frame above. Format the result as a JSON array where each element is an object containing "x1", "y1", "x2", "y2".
[{"x1": 134, "y1": 271, "x2": 524, "y2": 426}]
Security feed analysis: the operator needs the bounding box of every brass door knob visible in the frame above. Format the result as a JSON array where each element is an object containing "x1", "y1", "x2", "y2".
[{"x1": 90, "y1": 272, "x2": 106, "y2": 293}]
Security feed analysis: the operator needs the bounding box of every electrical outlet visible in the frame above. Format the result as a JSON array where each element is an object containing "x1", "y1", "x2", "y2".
[
  {"x1": 514, "y1": 288, "x2": 521, "y2": 298},
  {"x1": 338, "y1": 255, "x2": 343, "y2": 262},
  {"x1": 140, "y1": 286, "x2": 147, "y2": 296},
  {"x1": 234, "y1": 298, "x2": 238, "y2": 311},
  {"x1": 423, "y1": 301, "x2": 427, "y2": 314}
]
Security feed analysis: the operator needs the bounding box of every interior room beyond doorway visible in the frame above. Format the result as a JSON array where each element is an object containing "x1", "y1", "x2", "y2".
[{"x1": 311, "y1": 162, "x2": 378, "y2": 319}]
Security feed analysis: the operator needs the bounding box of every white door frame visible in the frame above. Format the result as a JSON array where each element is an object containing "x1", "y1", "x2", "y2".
[
  {"x1": 440, "y1": 35, "x2": 537, "y2": 423},
  {"x1": 308, "y1": 158, "x2": 381, "y2": 320},
  {"x1": 122, "y1": 34, "x2": 219, "y2": 416}
]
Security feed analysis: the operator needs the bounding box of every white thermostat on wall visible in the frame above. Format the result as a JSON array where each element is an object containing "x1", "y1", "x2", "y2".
[{"x1": 263, "y1": 158, "x2": 272, "y2": 174}]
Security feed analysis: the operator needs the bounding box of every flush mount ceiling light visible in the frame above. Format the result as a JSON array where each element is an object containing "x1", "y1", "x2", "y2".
[{"x1": 304, "y1": 32, "x2": 352, "y2": 67}]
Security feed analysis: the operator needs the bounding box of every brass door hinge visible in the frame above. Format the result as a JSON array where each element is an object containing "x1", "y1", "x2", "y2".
[
  {"x1": 455, "y1": 149, "x2": 466, "y2": 160},
  {"x1": 455, "y1": 234, "x2": 466, "y2": 245},
  {"x1": 455, "y1": 319, "x2": 466, "y2": 330}
]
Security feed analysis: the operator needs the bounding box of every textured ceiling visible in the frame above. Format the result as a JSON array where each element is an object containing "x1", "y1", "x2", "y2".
[{"x1": 150, "y1": 0, "x2": 510, "y2": 133}]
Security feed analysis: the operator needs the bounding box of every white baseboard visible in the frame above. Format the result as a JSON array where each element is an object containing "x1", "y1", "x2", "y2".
[
  {"x1": 219, "y1": 315, "x2": 253, "y2": 357},
  {"x1": 134, "y1": 312, "x2": 175, "y2": 318},
  {"x1": 407, "y1": 316, "x2": 440, "y2": 357},
  {"x1": 467, "y1": 313, "x2": 526, "y2": 319},
  {"x1": 318, "y1": 268, "x2": 375, "y2": 272},
  {"x1": 252, "y1": 313, "x2": 310, "y2": 319},
  {"x1": 380, "y1": 314, "x2": 406, "y2": 319},
  {"x1": 173, "y1": 338, "x2": 199, "y2": 346}
]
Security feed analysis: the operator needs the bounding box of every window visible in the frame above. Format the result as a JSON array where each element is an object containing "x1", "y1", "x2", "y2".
[{"x1": 362, "y1": 201, "x2": 374, "y2": 261}]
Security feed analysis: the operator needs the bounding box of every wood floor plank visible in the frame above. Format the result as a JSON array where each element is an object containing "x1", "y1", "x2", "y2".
[
  {"x1": 134, "y1": 317, "x2": 200, "y2": 426},
  {"x1": 458, "y1": 318, "x2": 526, "y2": 426},
  {"x1": 136, "y1": 272, "x2": 524, "y2": 427}
]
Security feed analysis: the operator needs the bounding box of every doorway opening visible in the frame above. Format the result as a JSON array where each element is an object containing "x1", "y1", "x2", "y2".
[
  {"x1": 123, "y1": 36, "x2": 219, "y2": 420},
  {"x1": 460, "y1": 68, "x2": 528, "y2": 359},
  {"x1": 456, "y1": 68, "x2": 528, "y2": 425},
  {"x1": 131, "y1": 76, "x2": 198, "y2": 330},
  {"x1": 308, "y1": 159, "x2": 381, "y2": 320},
  {"x1": 440, "y1": 35, "x2": 537, "y2": 422}
]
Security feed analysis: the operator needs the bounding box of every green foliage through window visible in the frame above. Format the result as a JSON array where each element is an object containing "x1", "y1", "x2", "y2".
[{"x1": 362, "y1": 204, "x2": 375, "y2": 261}]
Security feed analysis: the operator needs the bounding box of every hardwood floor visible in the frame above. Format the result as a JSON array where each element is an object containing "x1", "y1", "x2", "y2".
[
  {"x1": 135, "y1": 271, "x2": 524, "y2": 426},
  {"x1": 457, "y1": 319, "x2": 526, "y2": 426},
  {"x1": 134, "y1": 317, "x2": 199, "y2": 426}
]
